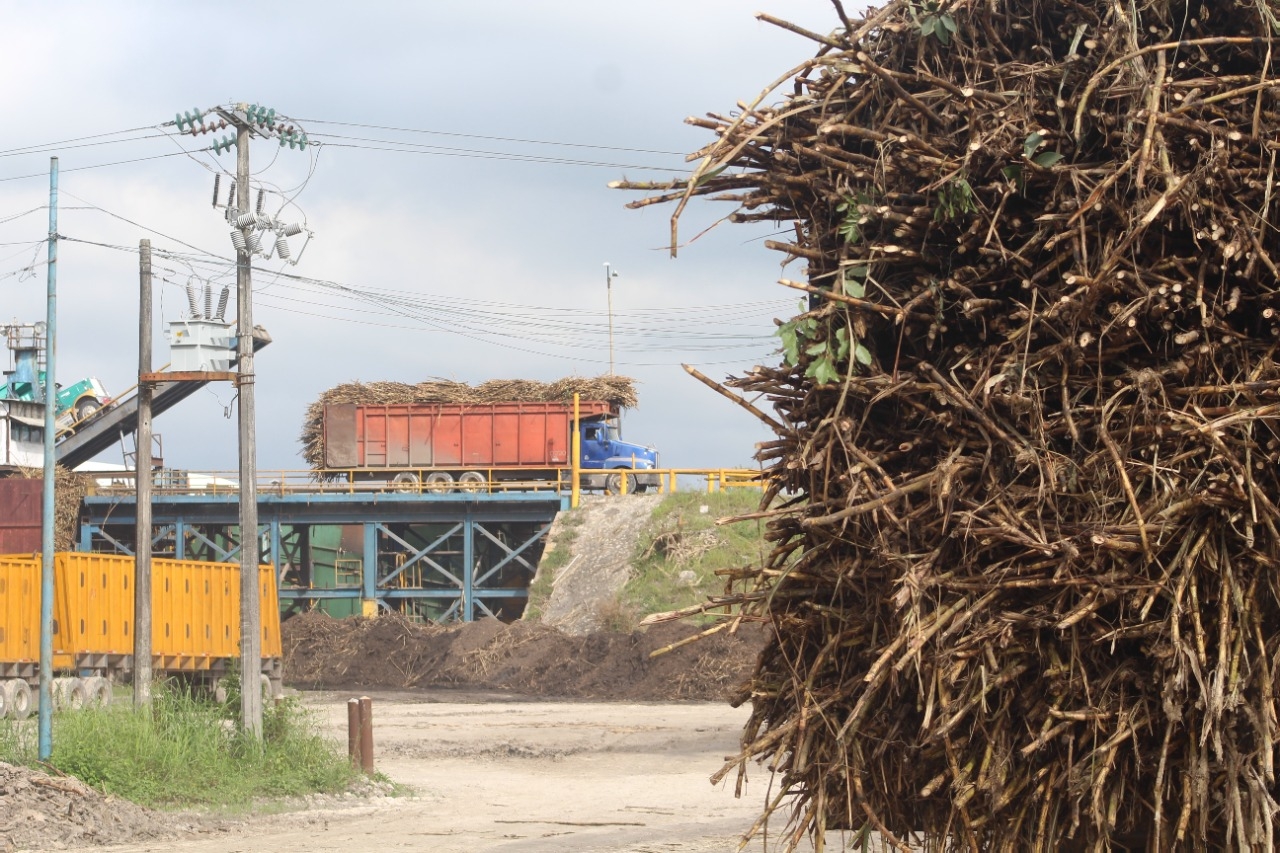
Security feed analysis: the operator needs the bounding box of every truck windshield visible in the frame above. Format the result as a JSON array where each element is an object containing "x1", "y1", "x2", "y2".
[{"x1": 606, "y1": 424, "x2": 621, "y2": 441}]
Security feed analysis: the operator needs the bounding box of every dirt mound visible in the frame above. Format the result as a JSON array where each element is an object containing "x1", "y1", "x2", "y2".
[
  {"x1": 283, "y1": 611, "x2": 765, "y2": 702},
  {"x1": 0, "y1": 761, "x2": 202, "y2": 851}
]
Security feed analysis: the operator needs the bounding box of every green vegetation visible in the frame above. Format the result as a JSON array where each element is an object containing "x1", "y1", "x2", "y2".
[
  {"x1": 523, "y1": 508, "x2": 587, "y2": 619},
  {"x1": 0, "y1": 680, "x2": 362, "y2": 809},
  {"x1": 618, "y1": 490, "x2": 768, "y2": 625}
]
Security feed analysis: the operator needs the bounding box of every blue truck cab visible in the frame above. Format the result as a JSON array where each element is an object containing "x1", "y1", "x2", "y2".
[{"x1": 577, "y1": 414, "x2": 660, "y2": 493}]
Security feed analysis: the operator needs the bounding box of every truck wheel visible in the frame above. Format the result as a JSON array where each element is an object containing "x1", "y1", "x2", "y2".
[
  {"x1": 605, "y1": 472, "x2": 636, "y2": 495},
  {"x1": 390, "y1": 472, "x2": 420, "y2": 493},
  {"x1": 424, "y1": 472, "x2": 454, "y2": 493},
  {"x1": 4, "y1": 680, "x2": 32, "y2": 720},
  {"x1": 82, "y1": 676, "x2": 112, "y2": 707},
  {"x1": 75, "y1": 398, "x2": 101, "y2": 420},
  {"x1": 54, "y1": 677, "x2": 87, "y2": 711},
  {"x1": 456, "y1": 471, "x2": 486, "y2": 493}
]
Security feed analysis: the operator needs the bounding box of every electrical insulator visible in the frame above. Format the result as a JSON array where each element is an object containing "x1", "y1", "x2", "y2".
[
  {"x1": 275, "y1": 235, "x2": 291, "y2": 260},
  {"x1": 185, "y1": 283, "x2": 201, "y2": 317},
  {"x1": 235, "y1": 212, "x2": 257, "y2": 229},
  {"x1": 215, "y1": 286, "x2": 230, "y2": 321},
  {"x1": 175, "y1": 109, "x2": 203, "y2": 132},
  {"x1": 282, "y1": 222, "x2": 304, "y2": 236},
  {"x1": 255, "y1": 189, "x2": 264, "y2": 215},
  {"x1": 246, "y1": 232, "x2": 262, "y2": 253},
  {"x1": 203, "y1": 284, "x2": 213, "y2": 319},
  {"x1": 229, "y1": 229, "x2": 247, "y2": 253},
  {"x1": 227, "y1": 181, "x2": 236, "y2": 206},
  {"x1": 212, "y1": 174, "x2": 221, "y2": 208}
]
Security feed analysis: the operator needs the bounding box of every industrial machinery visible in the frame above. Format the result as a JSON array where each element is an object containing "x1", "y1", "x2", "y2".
[
  {"x1": 0, "y1": 553, "x2": 282, "y2": 719},
  {"x1": 0, "y1": 399, "x2": 47, "y2": 470},
  {"x1": 321, "y1": 400, "x2": 661, "y2": 493},
  {"x1": 0, "y1": 323, "x2": 111, "y2": 430}
]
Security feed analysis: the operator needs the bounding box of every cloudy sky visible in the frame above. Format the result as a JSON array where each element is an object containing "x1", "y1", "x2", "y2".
[{"x1": 0, "y1": 2, "x2": 837, "y2": 477}]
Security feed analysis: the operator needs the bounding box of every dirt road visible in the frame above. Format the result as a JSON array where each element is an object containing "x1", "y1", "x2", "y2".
[{"x1": 89, "y1": 690, "x2": 832, "y2": 853}]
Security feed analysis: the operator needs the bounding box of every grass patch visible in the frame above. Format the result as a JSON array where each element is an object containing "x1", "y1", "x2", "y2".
[
  {"x1": 524, "y1": 507, "x2": 587, "y2": 619},
  {"x1": 619, "y1": 490, "x2": 768, "y2": 626},
  {"x1": 0, "y1": 680, "x2": 363, "y2": 809}
]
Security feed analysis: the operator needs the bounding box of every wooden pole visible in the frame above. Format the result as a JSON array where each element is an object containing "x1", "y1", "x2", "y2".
[
  {"x1": 347, "y1": 698, "x2": 360, "y2": 767},
  {"x1": 134, "y1": 238, "x2": 153, "y2": 707},
  {"x1": 37, "y1": 157, "x2": 58, "y2": 760},
  {"x1": 358, "y1": 696, "x2": 374, "y2": 775}
]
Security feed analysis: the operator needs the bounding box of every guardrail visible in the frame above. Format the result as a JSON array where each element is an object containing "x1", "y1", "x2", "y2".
[{"x1": 86, "y1": 468, "x2": 765, "y2": 498}]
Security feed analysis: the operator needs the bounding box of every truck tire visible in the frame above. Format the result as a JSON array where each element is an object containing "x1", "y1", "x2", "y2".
[
  {"x1": 82, "y1": 676, "x2": 113, "y2": 707},
  {"x1": 457, "y1": 471, "x2": 486, "y2": 493},
  {"x1": 424, "y1": 472, "x2": 454, "y2": 493},
  {"x1": 605, "y1": 472, "x2": 636, "y2": 495},
  {"x1": 391, "y1": 472, "x2": 420, "y2": 493},
  {"x1": 53, "y1": 677, "x2": 87, "y2": 711},
  {"x1": 74, "y1": 397, "x2": 101, "y2": 420},
  {"x1": 4, "y1": 680, "x2": 32, "y2": 720}
]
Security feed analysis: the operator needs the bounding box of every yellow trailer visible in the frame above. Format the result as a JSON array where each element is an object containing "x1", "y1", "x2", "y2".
[{"x1": 0, "y1": 553, "x2": 282, "y2": 719}]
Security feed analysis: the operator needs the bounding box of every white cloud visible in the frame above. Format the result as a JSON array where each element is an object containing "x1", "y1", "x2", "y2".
[{"x1": 0, "y1": 1, "x2": 841, "y2": 474}]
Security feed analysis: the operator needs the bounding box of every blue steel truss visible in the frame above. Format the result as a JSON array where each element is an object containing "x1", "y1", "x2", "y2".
[{"x1": 79, "y1": 491, "x2": 565, "y2": 622}]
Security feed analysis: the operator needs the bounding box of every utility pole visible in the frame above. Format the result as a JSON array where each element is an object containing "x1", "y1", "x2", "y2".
[
  {"x1": 233, "y1": 116, "x2": 263, "y2": 738},
  {"x1": 174, "y1": 102, "x2": 310, "y2": 736},
  {"x1": 38, "y1": 157, "x2": 57, "y2": 761},
  {"x1": 134, "y1": 239, "x2": 153, "y2": 708}
]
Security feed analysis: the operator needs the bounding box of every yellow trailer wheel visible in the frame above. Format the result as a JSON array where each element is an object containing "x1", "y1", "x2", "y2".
[
  {"x1": 2, "y1": 680, "x2": 32, "y2": 720},
  {"x1": 82, "y1": 676, "x2": 112, "y2": 707},
  {"x1": 53, "y1": 677, "x2": 86, "y2": 711}
]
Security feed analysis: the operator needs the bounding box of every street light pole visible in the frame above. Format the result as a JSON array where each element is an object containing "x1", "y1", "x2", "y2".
[{"x1": 603, "y1": 262, "x2": 617, "y2": 375}]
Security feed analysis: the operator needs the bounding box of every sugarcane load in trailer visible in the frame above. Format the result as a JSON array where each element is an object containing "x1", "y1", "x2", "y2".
[{"x1": 320, "y1": 399, "x2": 660, "y2": 493}]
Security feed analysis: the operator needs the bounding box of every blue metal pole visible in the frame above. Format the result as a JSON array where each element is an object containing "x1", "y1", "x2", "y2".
[
  {"x1": 362, "y1": 523, "x2": 378, "y2": 617},
  {"x1": 38, "y1": 157, "x2": 58, "y2": 760},
  {"x1": 462, "y1": 514, "x2": 474, "y2": 622}
]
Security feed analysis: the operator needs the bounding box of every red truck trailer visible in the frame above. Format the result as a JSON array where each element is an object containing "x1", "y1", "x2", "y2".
[{"x1": 321, "y1": 400, "x2": 660, "y2": 492}]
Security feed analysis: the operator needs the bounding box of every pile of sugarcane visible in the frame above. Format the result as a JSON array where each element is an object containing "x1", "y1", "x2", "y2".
[
  {"x1": 298, "y1": 375, "x2": 638, "y2": 468},
  {"x1": 617, "y1": 0, "x2": 1280, "y2": 849}
]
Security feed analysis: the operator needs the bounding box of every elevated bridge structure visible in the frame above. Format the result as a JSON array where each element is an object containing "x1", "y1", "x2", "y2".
[{"x1": 79, "y1": 490, "x2": 564, "y2": 622}]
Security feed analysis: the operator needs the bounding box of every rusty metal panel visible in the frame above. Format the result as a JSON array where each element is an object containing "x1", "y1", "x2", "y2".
[
  {"x1": 0, "y1": 478, "x2": 41, "y2": 553},
  {"x1": 492, "y1": 410, "x2": 519, "y2": 465},
  {"x1": 385, "y1": 409, "x2": 410, "y2": 467},
  {"x1": 432, "y1": 407, "x2": 462, "y2": 465},
  {"x1": 406, "y1": 407, "x2": 435, "y2": 466},
  {"x1": 322, "y1": 404, "x2": 360, "y2": 468},
  {"x1": 461, "y1": 408, "x2": 494, "y2": 466}
]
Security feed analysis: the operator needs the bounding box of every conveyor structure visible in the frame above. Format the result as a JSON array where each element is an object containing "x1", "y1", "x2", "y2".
[{"x1": 55, "y1": 328, "x2": 271, "y2": 470}]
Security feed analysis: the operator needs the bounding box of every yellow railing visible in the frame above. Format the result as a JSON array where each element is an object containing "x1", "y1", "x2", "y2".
[{"x1": 86, "y1": 467, "x2": 765, "y2": 498}]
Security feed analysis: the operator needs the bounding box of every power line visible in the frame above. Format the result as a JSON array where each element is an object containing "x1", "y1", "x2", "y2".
[
  {"x1": 0, "y1": 151, "x2": 191, "y2": 184},
  {"x1": 313, "y1": 139, "x2": 678, "y2": 171},
  {"x1": 293, "y1": 118, "x2": 686, "y2": 156},
  {"x1": 0, "y1": 126, "x2": 160, "y2": 157}
]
